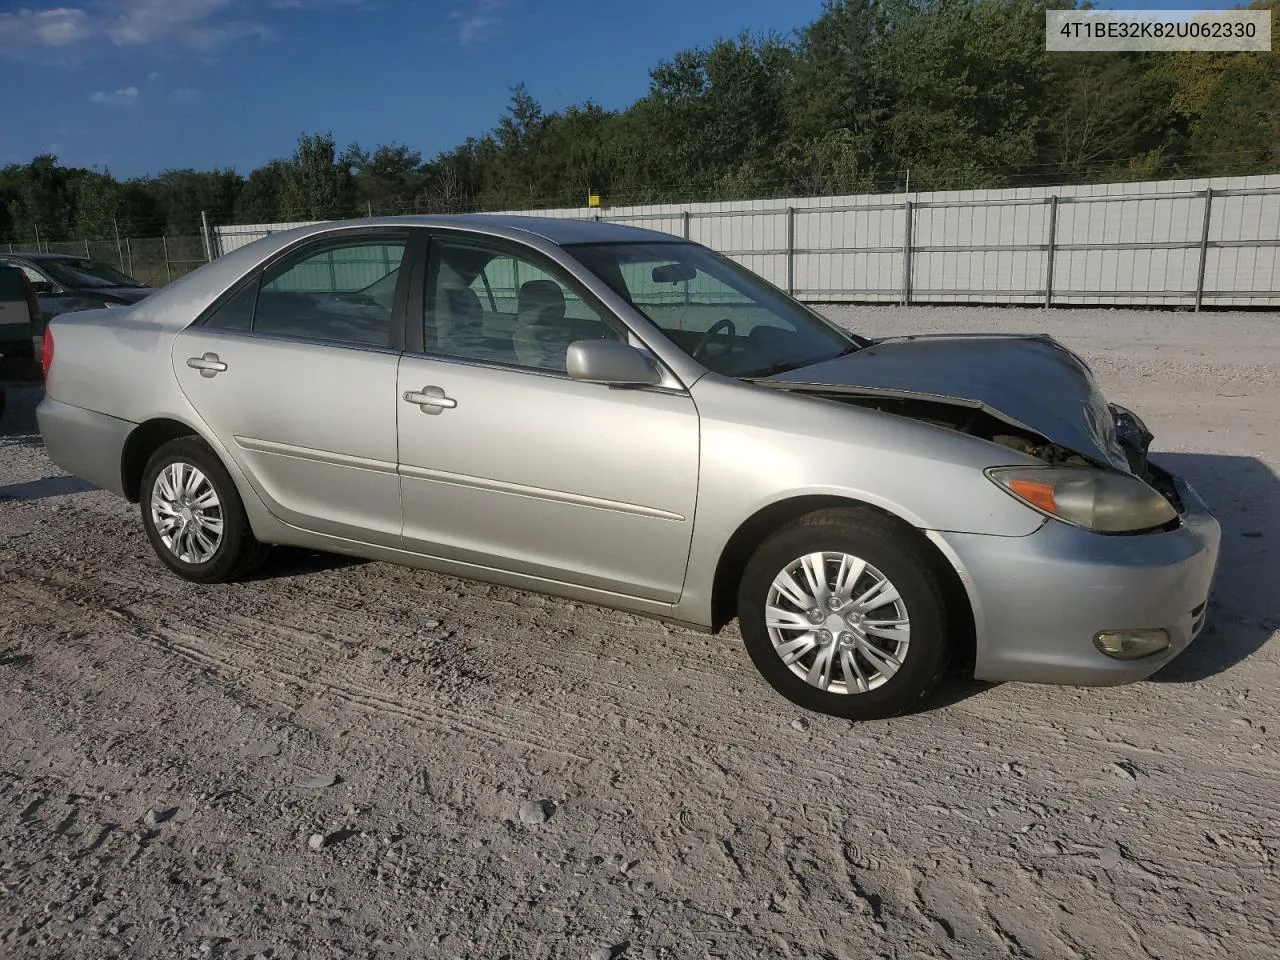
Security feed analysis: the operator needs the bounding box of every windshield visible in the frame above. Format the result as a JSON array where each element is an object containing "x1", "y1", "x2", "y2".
[
  {"x1": 567, "y1": 241, "x2": 863, "y2": 377},
  {"x1": 42, "y1": 258, "x2": 143, "y2": 289}
]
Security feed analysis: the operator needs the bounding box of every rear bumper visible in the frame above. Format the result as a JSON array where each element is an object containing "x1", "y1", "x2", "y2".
[
  {"x1": 36, "y1": 397, "x2": 134, "y2": 498},
  {"x1": 940, "y1": 473, "x2": 1221, "y2": 686}
]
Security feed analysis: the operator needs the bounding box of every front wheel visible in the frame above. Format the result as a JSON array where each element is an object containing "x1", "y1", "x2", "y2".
[
  {"x1": 140, "y1": 437, "x2": 269, "y2": 583},
  {"x1": 737, "y1": 507, "x2": 950, "y2": 721}
]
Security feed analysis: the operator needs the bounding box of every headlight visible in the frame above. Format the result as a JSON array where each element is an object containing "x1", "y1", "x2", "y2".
[
  {"x1": 101, "y1": 300, "x2": 122, "y2": 308},
  {"x1": 987, "y1": 466, "x2": 1177, "y2": 533}
]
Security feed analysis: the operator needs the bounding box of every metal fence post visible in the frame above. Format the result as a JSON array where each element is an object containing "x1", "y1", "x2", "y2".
[
  {"x1": 1194, "y1": 187, "x2": 1214, "y2": 312},
  {"x1": 84, "y1": 238, "x2": 91, "y2": 258},
  {"x1": 162, "y1": 235, "x2": 173, "y2": 284},
  {"x1": 785, "y1": 206, "x2": 796, "y2": 296},
  {"x1": 200, "y1": 210, "x2": 213, "y2": 261},
  {"x1": 113, "y1": 218, "x2": 125, "y2": 270},
  {"x1": 901, "y1": 200, "x2": 914, "y2": 305},
  {"x1": 682, "y1": 210, "x2": 690, "y2": 239},
  {"x1": 1044, "y1": 195, "x2": 1059, "y2": 308},
  {"x1": 125, "y1": 237, "x2": 134, "y2": 276}
]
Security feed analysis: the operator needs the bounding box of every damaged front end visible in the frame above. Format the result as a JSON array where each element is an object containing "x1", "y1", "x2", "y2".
[{"x1": 757, "y1": 382, "x2": 1185, "y2": 520}]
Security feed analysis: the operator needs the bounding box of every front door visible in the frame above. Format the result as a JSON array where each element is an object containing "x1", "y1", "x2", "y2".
[
  {"x1": 396, "y1": 233, "x2": 700, "y2": 602},
  {"x1": 172, "y1": 233, "x2": 411, "y2": 546}
]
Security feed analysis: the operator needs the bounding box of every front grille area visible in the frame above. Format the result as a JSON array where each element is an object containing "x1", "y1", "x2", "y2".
[
  {"x1": 1191, "y1": 600, "x2": 1208, "y2": 637},
  {"x1": 1146, "y1": 461, "x2": 1186, "y2": 516}
]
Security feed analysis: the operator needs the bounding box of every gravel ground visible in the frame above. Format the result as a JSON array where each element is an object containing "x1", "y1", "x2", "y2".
[{"x1": 1, "y1": 305, "x2": 1277, "y2": 960}]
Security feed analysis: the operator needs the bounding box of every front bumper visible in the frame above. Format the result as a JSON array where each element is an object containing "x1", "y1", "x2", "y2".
[{"x1": 938, "y1": 472, "x2": 1221, "y2": 686}]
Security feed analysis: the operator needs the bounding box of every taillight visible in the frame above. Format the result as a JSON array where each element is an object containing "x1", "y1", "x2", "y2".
[{"x1": 41, "y1": 325, "x2": 54, "y2": 379}]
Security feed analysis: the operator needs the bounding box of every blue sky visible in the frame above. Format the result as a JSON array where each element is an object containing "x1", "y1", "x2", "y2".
[
  {"x1": 0, "y1": 0, "x2": 827, "y2": 177},
  {"x1": 0, "y1": 0, "x2": 1242, "y2": 179}
]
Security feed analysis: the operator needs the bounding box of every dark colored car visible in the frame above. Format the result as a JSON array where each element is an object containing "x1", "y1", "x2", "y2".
[
  {"x1": 0, "y1": 252, "x2": 153, "y2": 320},
  {"x1": 0, "y1": 263, "x2": 43, "y2": 418}
]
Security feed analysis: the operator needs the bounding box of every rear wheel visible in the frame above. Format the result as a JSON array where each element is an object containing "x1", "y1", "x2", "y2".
[
  {"x1": 737, "y1": 507, "x2": 950, "y2": 721},
  {"x1": 140, "y1": 437, "x2": 269, "y2": 583}
]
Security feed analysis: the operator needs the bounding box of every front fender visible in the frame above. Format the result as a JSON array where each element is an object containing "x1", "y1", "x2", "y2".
[{"x1": 671, "y1": 376, "x2": 1046, "y2": 626}]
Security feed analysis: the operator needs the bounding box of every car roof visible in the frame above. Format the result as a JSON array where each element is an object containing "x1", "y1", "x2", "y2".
[
  {"x1": 269, "y1": 214, "x2": 681, "y2": 246},
  {"x1": 115, "y1": 214, "x2": 690, "y2": 333}
]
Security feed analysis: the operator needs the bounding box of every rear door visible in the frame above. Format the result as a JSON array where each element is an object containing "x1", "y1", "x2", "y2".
[{"x1": 172, "y1": 230, "x2": 414, "y2": 546}]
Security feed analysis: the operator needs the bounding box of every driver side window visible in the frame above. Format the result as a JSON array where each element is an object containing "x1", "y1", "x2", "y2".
[{"x1": 424, "y1": 238, "x2": 621, "y2": 374}]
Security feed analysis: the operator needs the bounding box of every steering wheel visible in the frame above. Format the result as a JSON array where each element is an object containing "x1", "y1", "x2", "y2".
[{"x1": 691, "y1": 318, "x2": 737, "y2": 362}]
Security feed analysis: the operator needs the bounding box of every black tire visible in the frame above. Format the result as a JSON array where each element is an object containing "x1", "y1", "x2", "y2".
[
  {"x1": 737, "y1": 506, "x2": 951, "y2": 721},
  {"x1": 140, "y1": 436, "x2": 270, "y2": 583}
]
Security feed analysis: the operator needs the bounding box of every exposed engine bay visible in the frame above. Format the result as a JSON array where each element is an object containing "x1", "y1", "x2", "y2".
[{"x1": 767, "y1": 386, "x2": 1185, "y2": 516}]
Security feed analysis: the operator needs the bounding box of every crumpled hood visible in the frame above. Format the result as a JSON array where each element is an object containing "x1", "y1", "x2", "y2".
[{"x1": 764, "y1": 333, "x2": 1131, "y2": 471}]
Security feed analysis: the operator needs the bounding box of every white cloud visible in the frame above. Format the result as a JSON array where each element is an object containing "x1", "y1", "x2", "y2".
[
  {"x1": 0, "y1": 7, "x2": 92, "y2": 48},
  {"x1": 452, "y1": 0, "x2": 507, "y2": 46},
  {"x1": 0, "y1": 0, "x2": 272, "y2": 58},
  {"x1": 147, "y1": 71, "x2": 162, "y2": 82},
  {"x1": 270, "y1": 0, "x2": 370, "y2": 8},
  {"x1": 90, "y1": 85, "x2": 140, "y2": 106},
  {"x1": 168, "y1": 87, "x2": 199, "y2": 103},
  {"x1": 106, "y1": 0, "x2": 271, "y2": 50}
]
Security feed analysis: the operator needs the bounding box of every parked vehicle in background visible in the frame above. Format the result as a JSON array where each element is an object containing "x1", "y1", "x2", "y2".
[
  {"x1": 0, "y1": 263, "x2": 44, "y2": 419},
  {"x1": 0, "y1": 252, "x2": 152, "y2": 319},
  {"x1": 0, "y1": 264, "x2": 38, "y2": 356},
  {"x1": 36, "y1": 216, "x2": 1221, "y2": 720}
]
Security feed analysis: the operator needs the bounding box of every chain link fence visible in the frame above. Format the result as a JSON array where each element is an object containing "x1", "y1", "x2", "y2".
[{"x1": 4, "y1": 235, "x2": 208, "y2": 288}]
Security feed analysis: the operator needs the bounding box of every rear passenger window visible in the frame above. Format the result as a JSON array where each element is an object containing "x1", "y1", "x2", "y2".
[
  {"x1": 204, "y1": 278, "x2": 258, "y2": 332},
  {"x1": 249, "y1": 240, "x2": 406, "y2": 347}
]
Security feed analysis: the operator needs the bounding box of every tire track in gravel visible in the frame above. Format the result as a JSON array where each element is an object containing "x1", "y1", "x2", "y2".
[{"x1": 2, "y1": 527, "x2": 768, "y2": 773}]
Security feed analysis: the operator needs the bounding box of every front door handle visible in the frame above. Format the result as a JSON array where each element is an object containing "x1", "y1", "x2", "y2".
[
  {"x1": 403, "y1": 385, "x2": 457, "y2": 415},
  {"x1": 186, "y1": 352, "x2": 227, "y2": 378}
]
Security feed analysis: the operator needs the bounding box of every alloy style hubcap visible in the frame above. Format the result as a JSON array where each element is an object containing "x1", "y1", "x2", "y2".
[
  {"x1": 150, "y1": 461, "x2": 224, "y2": 564},
  {"x1": 765, "y1": 551, "x2": 911, "y2": 694}
]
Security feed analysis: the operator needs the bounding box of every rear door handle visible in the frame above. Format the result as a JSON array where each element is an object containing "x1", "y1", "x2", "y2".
[
  {"x1": 403, "y1": 385, "x2": 456, "y2": 415},
  {"x1": 186, "y1": 352, "x2": 227, "y2": 377}
]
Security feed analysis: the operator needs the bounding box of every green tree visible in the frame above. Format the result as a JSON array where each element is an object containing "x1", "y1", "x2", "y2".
[
  {"x1": 234, "y1": 161, "x2": 288, "y2": 223},
  {"x1": 345, "y1": 142, "x2": 424, "y2": 215},
  {"x1": 15, "y1": 154, "x2": 75, "y2": 240},
  {"x1": 141, "y1": 169, "x2": 242, "y2": 235},
  {"x1": 279, "y1": 133, "x2": 354, "y2": 220},
  {"x1": 71, "y1": 172, "x2": 122, "y2": 239}
]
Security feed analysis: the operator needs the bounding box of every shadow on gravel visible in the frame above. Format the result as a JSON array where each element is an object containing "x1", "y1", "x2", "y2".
[
  {"x1": 916, "y1": 675, "x2": 1001, "y2": 714},
  {"x1": 0, "y1": 474, "x2": 96, "y2": 502},
  {"x1": 249, "y1": 547, "x2": 368, "y2": 581},
  {"x1": 0, "y1": 384, "x2": 41, "y2": 442},
  {"x1": 1149, "y1": 453, "x2": 1279, "y2": 683},
  {"x1": 0, "y1": 648, "x2": 34, "y2": 668}
]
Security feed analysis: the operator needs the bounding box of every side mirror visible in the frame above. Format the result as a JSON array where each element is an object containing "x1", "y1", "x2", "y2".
[{"x1": 566, "y1": 339, "x2": 663, "y2": 386}]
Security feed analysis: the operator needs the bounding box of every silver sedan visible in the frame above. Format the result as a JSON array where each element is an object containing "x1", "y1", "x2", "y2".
[{"x1": 36, "y1": 216, "x2": 1221, "y2": 719}]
